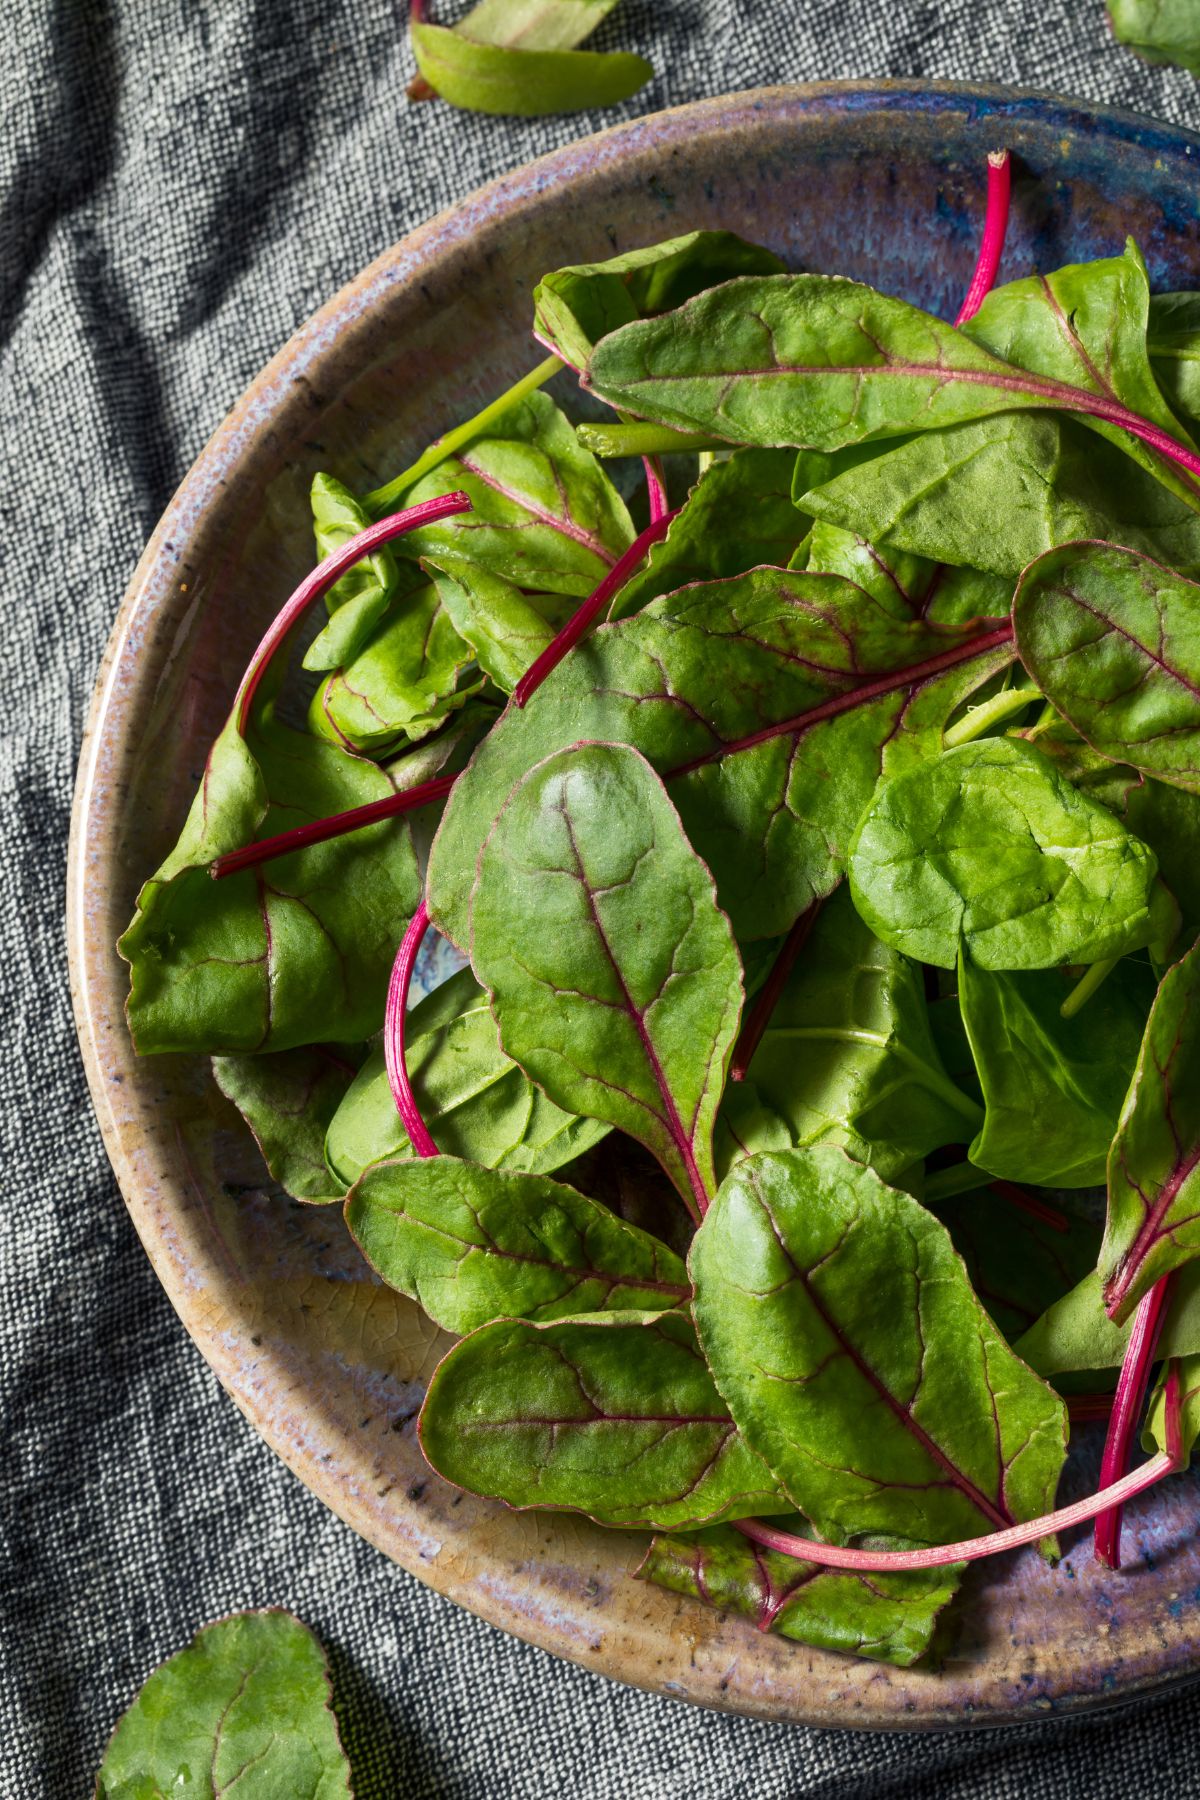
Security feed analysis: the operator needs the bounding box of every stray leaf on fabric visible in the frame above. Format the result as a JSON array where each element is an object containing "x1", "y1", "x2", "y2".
[{"x1": 95, "y1": 1610, "x2": 352, "y2": 1799}]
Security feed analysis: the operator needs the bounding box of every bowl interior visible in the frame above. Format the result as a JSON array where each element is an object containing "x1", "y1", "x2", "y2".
[{"x1": 69, "y1": 82, "x2": 1200, "y2": 1728}]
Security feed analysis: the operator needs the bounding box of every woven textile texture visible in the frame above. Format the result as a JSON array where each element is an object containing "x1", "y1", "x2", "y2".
[{"x1": 6, "y1": 1, "x2": 1200, "y2": 1794}]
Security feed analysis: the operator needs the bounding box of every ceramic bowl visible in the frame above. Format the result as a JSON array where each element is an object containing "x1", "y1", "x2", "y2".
[{"x1": 68, "y1": 81, "x2": 1200, "y2": 1729}]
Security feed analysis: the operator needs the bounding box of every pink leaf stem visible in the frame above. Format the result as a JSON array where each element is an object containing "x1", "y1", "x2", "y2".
[
  {"x1": 233, "y1": 493, "x2": 471, "y2": 733},
  {"x1": 642, "y1": 454, "x2": 669, "y2": 523},
  {"x1": 210, "y1": 773, "x2": 458, "y2": 880},
  {"x1": 954, "y1": 151, "x2": 1012, "y2": 328},
  {"x1": 730, "y1": 901, "x2": 821, "y2": 1082},
  {"x1": 737, "y1": 1366, "x2": 1182, "y2": 1574},
  {"x1": 384, "y1": 900, "x2": 440, "y2": 1159},
  {"x1": 1068, "y1": 1394, "x2": 1116, "y2": 1425},
  {"x1": 1094, "y1": 1273, "x2": 1173, "y2": 1569},
  {"x1": 512, "y1": 510, "x2": 679, "y2": 707}
]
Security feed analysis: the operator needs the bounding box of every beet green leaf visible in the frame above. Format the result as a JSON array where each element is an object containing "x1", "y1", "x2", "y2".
[
  {"x1": 690, "y1": 1147, "x2": 1068, "y2": 1545},
  {"x1": 326, "y1": 968, "x2": 607, "y2": 1185},
  {"x1": 584, "y1": 273, "x2": 1200, "y2": 492},
  {"x1": 802, "y1": 517, "x2": 1011, "y2": 628},
  {"x1": 800, "y1": 412, "x2": 1200, "y2": 582},
  {"x1": 962, "y1": 241, "x2": 1197, "y2": 504},
  {"x1": 1015, "y1": 542, "x2": 1200, "y2": 794},
  {"x1": 534, "y1": 230, "x2": 786, "y2": 372},
  {"x1": 120, "y1": 710, "x2": 421, "y2": 1053},
  {"x1": 455, "y1": 0, "x2": 623, "y2": 52},
  {"x1": 213, "y1": 1044, "x2": 363, "y2": 1203},
  {"x1": 848, "y1": 737, "x2": 1160, "y2": 971},
  {"x1": 427, "y1": 568, "x2": 1015, "y2": 948},
  {"x1": 1017, "y1": 1263, "x2": 1200, "y2": 1375},
  {"x1": 1100, "y1": 936, "x2": 1200, "y2": 1321},
  {"x1": 719, "y1": 887, "x2": 978, "y2": 1184},
  {"x1": 418, "y1": 1310, "x2": 788, "y2": 1528},
  {"x1": 305, "y1": 473, "x2": 411, "y2": 673},
  {"x1": 411, "y1": 24, "x2": 651, "y2": 119},
  {"x1": 957, "y1": 953, "x2": 1155, "y2": 1188},
  {"x1": 637, "y1": 1524, "x2": 959, "y2": 1667},
  {"x1": 608, "y1": 448, "x2": 806, "y2": 620},
  {"x1": 427, "y1": 558, "x2": 576, "y2": 692},
  {"x1": 1107, "y1": 0, "x2": 1200, "y2": 75},
  {"x1": 309, "y1": 580, "x2": 483, "y2": 753},
  {"x1": 345, "y1": 1155, "x2": 688, "y2": 1333},
  {"x1": 96, "y1": 1610, "x2": 351, "y2": 1800},
  {"x1": 392, "y1": 390, "x2": 634, "y2": 594},
  {"x1": 470, "y1": 742, "x2": 742, "y2": 1213}
]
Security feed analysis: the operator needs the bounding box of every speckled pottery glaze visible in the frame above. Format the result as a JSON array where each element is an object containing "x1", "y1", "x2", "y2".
[{"x1": 69, "y1": 83, "x2": 1200, "y2": 1729}]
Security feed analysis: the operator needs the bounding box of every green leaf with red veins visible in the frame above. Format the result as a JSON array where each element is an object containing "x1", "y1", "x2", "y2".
[
  {"x1": 637, "y1": 1524, "x2": 960, "y2": 1667},
  {"x1": 718, "y1": 887, "x2": 978, "y2": 1186},
  {"x1": 119, "y1": 711, "x2": 421, "y2": 1054},
  {"x1": 393, "y1": 389, "x2": 633, "y2": 594},
  {"x1": 95, "y1": 1610, "x2": 352, "y2": 1800},
  {"x1": 345, "y1": 1155, "x2": 688, "y2": 1333},
  {"x1": 325, "y1": 967, "x2": 608, "y2": 1186},
  {"x1": 609, "y1": 448, "x2": 806, "y2": 621},
  {"x1": 304, "y1": 472, "x2": 411, "y2": 673},
  {"x1": 456, "y1": 0, "x2": 623, "y2": 53},
  {"x1": 804, "y1": 518, "x2": 1011, "y2": 628},
  {"x1": 962, "y1": 241, "x2": 1197, "y2": 504},
  {"x1": 470, "y1": 742, "x2": 742, "y2": 1213},
  {"x1": 848, "y1": 737, "x2": 1161, "y2": 971},
  {"x1": 690, "y1": 1147, "x2": 1068, "y2": 1546},
  {"x1": 426, "y1": 557, "x2": 576, "y2": 693},
  {"x1": 1100, "y1": 937, "x2": 1200, "y2": 1322},
  {"x1": 1014, "y1": 542, "x2": 1200, "y2": 794},
  {"x1": 426, "y1": 568, "x2": 1016, "y2": 949},
  {"x1": 213, "y1": 1044, "x2": 363, "y2": 1203},
  {"x1": 534, "y1": 230, "x2": 786, "y2": 372},
  {"x1": 417, "y1": 1310, "x2": 789, "y2": 1529},
  {"x1": 801, "y1": 413, "x2": 1200, "y2": 582},
  {"x1": 584, "y1": 273, "x2": 1200, "y2": 507},
  {"x1": 309, "y1": 580, "x2": 484, "y2": 753}
]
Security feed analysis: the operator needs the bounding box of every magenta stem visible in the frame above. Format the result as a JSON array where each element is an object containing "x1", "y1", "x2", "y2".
[
  {"x1": 954, "y1": 150, "x2": 1012, "y2": 328},
  {"x1": 210, "y1": 773, "x2": 458, "y2": 880},
  {"x1": 384, "y1": 900, "x2": 440, "y2": 1159},
  {"x1": 1094, "y1": 1273, "x2": 1173, "y2": 1569},
  {"x1": 643, "y1": 455, "x2": 669, "y2": 523},
  {"x1": 730, "y1": 901, "x2": 820, "y2": 1082},
  {"x1": 512, "y1": 509, "x2": 679, "y2": 708},
  {"x1": 233, "y1": 493, "x2": 471, "y2": 733},
  {"x1": 736, "y1": 1380, "x2": 1182, "y2": 1574}
]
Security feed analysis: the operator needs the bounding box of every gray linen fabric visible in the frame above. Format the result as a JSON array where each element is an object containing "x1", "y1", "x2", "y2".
[{"x1": 4, "y1": 1, "x2": 1200, "y2": 1794}]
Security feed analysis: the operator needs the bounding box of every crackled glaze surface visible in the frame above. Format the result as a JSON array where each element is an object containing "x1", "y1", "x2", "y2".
[{"x1": 68, "y1": 83, "x2": 1200, "y2": 1729}]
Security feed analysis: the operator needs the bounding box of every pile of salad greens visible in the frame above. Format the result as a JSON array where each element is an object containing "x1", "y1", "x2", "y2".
[{"x1": 121, "y1": 151, "x2": 1200, "y2": 1668}]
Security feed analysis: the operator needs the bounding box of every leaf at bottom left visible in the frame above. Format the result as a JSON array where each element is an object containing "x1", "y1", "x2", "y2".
[{"x1": 95, "y1": 1610, "x2": 352, "y2": 1799}]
